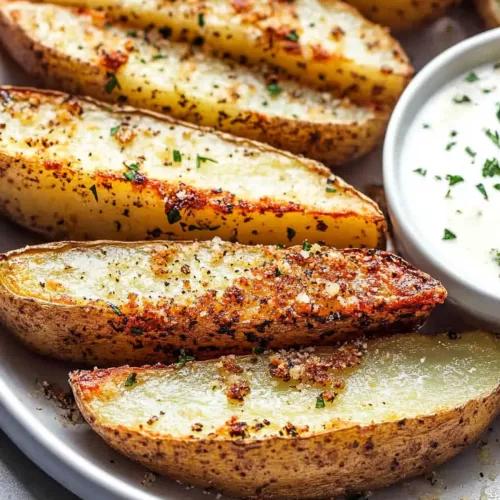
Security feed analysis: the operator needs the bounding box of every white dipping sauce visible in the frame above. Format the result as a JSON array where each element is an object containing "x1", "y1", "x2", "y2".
[{"x1": 401, "y1": 62, "x2": 500, "y2": 295}]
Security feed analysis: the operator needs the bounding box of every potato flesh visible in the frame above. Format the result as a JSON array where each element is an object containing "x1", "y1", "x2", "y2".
[
  {"x1": 0, "y1": 93, "x2": 361, "y2": 212},
  {"x1": 83, "y1": 333, "x2": 500, "y2": 438},
  {"x1": 40, "y1": 0, "x2": 409, "y2": 77},
  {"x1": 4, "y1": 2, "x2": 377, "y2": 125}
]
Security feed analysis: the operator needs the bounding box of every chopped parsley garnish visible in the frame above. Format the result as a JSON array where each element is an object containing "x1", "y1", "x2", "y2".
[
  {"x1": 495, "y1": 184, "x2": 500, "y2": 190},
  {"x1": 110, "y1": 125, "x2": 120, "y2": 136},
  {"x1": 275, "y1": 268, "x2": 283, "y2": 277},
  {"x1": 435, "y1": 175, "x2": 442, "y2": 180},
  {"x1": 465, "y1": 146, "x2": 476, "y2": 157},
  {"x1": 167, "y1": 208, "x2": 181, "y2": 224},
  {"x1": 287, "y1": 227, "x2": 296, "y2": 241},
  {"x1": 276, "y1": 243, "x2": 285, "y2": 248},
  {"x1": 423, "y1": 123, "x2": 430, "y2": 129},
  {"x1": 446, "y1": 174, "x2": 464, "y2": 186},
  {"x1": 152, "y1": 54, "x2": 165, "y2": 60},
  {"x1": 483, "y1": 88, "x2": 494, "y2": 94},
  {"x1": 89, "y1": 185, "x2": 98, "y2": 202},
  {"x1": 196, "y1": 154, "x2": 218, "y2": 169},
  {"x1": 477, "y1": 183, "x2": 488, "y2": 200},
  {"x1": 302, "y1": 240, "x2": 312, "y2": 251},
  {"x1": 483, "y1": 158, "x2": 500, "y2": 177},
  {"x1": 465, "y1": 72, "x2": 479, "y2": 82},
  {"x1": 173, "y1": 150, "x2": 182, "y2": 162},
  {"x1": 486, "y1": 129, "x2": 500, "y2": 148},
  {"x1": 286, "y1": 30, "x2": 300, "y2": 42},
  {"x1": 450, "y1": 130, "x2": 457, "y2": 137},
  {"x1": 443, "y1": 229, "x2": 457, "y2": 240},
  {"x1": 126, "y1": 30, "x2": 137, "y2": 37},
  {"x1": 124, "y1": 373, "x2": 137, "y2": 387},
  {"x1": 108, "y1": 302, "x2": 122, "y2": 316},
  {"x1": 453, "y1": 95, "x2": 471, "y2": 104},
  {"x1": 105, "y1": 74, "x2": 120, "y2": 94},
  {"x1": 123, "y1": 162, "x2": 139, "y2": 181},
  {"x1": 497, "y1": 104, "x2": 500, "y2": 122},
  {"x1": 176, "y1": 349, "x2": 195, "y2": 368},
  {"x1": 446, "y1": 142, "x2": 456, "y2": 151},
  {"x1": 131, "y1": 327, "x2": 143, "y2": 335},
  {"x1": 315, "y1": 394, "x2": 325, "y2": 408},
  {"x1": 413, "y1": 168, "x2": 427, "y2": 176},
  {"x1": 266, "y1": 83, "x2": 282, "y2": 96},
  {"x1": 445, "y1": 189, "x2": 452, "y2": 199},
  {"x1": 252, "y1": 347, "x2": 265, "y2": 355},
  {"x1": 159, "y1": 26, "x2": 172, "y2": 38},
  {"x1": 198, "y1": 12, "x2": 205, "y2": 27},
  {"x1": 326, "y1": 187, "x2": 337, "y2": 193},
  {"x1": 492, "y1": 249, "x2": 500, "y2": 266}
]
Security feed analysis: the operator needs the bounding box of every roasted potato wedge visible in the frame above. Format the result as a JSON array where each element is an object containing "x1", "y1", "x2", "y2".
[
  {"x1": 0, "y1": 240, "x2": 446, "y2": 366},
  {"x1": 33, "y1": 0, "x2": 414, "y2": 103},
  {"x1": 345, "y1": 0, "x2": 459, "y2": 31},
  {"x1": 0, "y1": 87, "x2": 386, "y2": 245},
  {"x1": 70, "y1": 332, "x2": 500, "y2": 498},
  {"x1": 475, "y1": 0, "x2": 500, "y2": 27},
  {"x1": 0, "y1": 3, "x2": 391, "y2": 165}
]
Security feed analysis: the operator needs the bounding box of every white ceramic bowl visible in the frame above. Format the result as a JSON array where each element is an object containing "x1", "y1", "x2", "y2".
[{"x1": 384, "y1": 28, "x2": 500, "y2": 326}]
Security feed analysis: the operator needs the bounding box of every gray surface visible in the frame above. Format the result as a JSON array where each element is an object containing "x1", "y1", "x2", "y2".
[{"x1": 0, "y1": 430, "x2": 77, "y2": 500}]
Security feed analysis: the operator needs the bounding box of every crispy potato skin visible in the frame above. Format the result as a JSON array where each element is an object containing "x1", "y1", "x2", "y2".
[
  {"x1": 70, "y1": 364, "x2": 500, "y2": 499},
  {"x1": 475, "y1": 0, "x2": 500, "y2": 27},
  {"x1": 0, "y1": 3, "x2": 391, "y2": 166},
  {"x1": 0, "y1": 87, "x2": 386, "y2": 247},
  {"x1": 0, "y1": 240, "x2": 446, "y2": 366},
  {"x1": 346, "y1": 0, "x2": 459, "y2": 31},
  {"x1": 37, "y1": 0, "x2": 413, "y2": 104}
]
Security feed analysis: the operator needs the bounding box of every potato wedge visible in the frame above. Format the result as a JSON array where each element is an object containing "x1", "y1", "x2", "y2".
[
  {"x1": 0, "y1": 3, "x2": 391, "y2": 165},
  {"x1": 33, "y1": 0, "x2": 413, "y2": 103},
  {"x1": 0, "y1": 87, "x2": 386, "y2": 245},
  {"x1": 345, "y1": 0, "x2": 459, "y2": 31},
  {"x1": 0, "y1": 240, "x2": 446, "y2": 366},
  {"x1": 475, "y1": 0, "x2": 500, "y2": 27},
  {"x1": 70, "y1": 331, "x2": 500, "y2": 498}
]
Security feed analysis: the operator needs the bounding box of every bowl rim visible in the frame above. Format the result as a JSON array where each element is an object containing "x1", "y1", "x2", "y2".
[{"x1": 383, "y1": 27, "x2": 500, "y2": 307}]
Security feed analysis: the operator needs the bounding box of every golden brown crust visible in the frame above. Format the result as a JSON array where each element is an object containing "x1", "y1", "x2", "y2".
[
  {"x1": 70, "y1": 361, "x2": 500, "y2": 499},
  {"x1": 0, "y1": 240, "x2": 446, "y2": 366},
  {"x1": 0, "y1": 3, "x2": 392, "y2": 165},
  {"x1": 475, "y1": 0, "x2": 500, "y2": 28}
]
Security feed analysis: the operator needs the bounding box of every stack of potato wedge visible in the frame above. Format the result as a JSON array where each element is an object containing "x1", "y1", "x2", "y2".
[{"x1": 0, "y1": 1, "x2": 497, "y2": 499}]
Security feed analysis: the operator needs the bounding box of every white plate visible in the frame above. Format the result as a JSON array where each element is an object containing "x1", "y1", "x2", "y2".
[{"x1": 1, "y1": 7, "x2": 500, "y2": 500}]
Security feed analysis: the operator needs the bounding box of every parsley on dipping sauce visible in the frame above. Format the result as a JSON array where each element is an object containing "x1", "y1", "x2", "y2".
[
  {"x1": 453, "y1": 95, "x2": 471, "y2": 104},
  {"x1": 477, "y1": 183, "x2": 488, "y2": 200},
  {"x1": 413, "y1": 168, "x2": 427, "y2": 176},
  {"x1": 446, "y1": 174, "x2": 464, "y2": 186},
  {"x1": 483, "y1": 158, "x2": 500, "y2": 177},
  {"x1": 465, "y1": 72, "x2": 479, "y2": 82},
  {"x1": 443, "y1": 229, "x2": 457, "y2": 240},
  {"x1": 465, "y1": 147, "x2": 476, "y2": 158},
  {"x1": 486, "y1": 129, "x2": 500, "y2": 148}
]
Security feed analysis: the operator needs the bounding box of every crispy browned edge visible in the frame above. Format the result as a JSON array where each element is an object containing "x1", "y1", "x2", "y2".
[
  {"x1": 69, "y1": 359, "x2": 500, "y2": 499},
  {"x1": 0, "y1": 240, "x2": 446, "y2": 366},
  {"x1": 0, "y1": 6, "x2": 390, "y2": 166},
  {"x1": 475, "y1": 0, "x2": 500, "y2": 27}
]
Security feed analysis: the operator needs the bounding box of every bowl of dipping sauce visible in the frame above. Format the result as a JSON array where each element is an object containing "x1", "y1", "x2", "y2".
[{"x1": 384, "y1": 28, "x2": 500, "y2": 325}]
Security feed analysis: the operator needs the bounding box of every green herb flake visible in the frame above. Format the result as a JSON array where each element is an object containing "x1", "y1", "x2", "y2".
[
  {"x1": 326, "y1": 187, "x2": 337, "y2": 193},
  {"x1": 167, "y1": 208, "x2": 181, "y2": 224},
  {"x1": 483, "y1": 158, "x2": 500, "y2": 177},
  {"x1": 445, "y1": 189, "x2": 452, "y2": 199},
  {"x1": 105, "y1": 74, "x2": 120, "y2": 94},
  {"x1": 450, "y1": 130, "x2": 457, "y2": 137},
  {"x1": 423, "y1": 123, "x2": 430, "y2": 129},
  {"x1": 443, "y1": 229, "x2": 457, "y2": 240},
  {"x1": 446, "y1": 174, "x2": 464, "y2": 186},
  {"x1": 131, "y1": 327, "x2": 143, "y2": 335},
  {"x1": 266, "y1": 83, "x2": 282, "y2": 96},
  {"x1": 302, "y1": 240, "x2": 312, "y2": 251},
  {"x1": 196, "y1": 154, "x2": 218, "y2": 169},
  {"x1": 413, "y1": 168, "x2": 427, "y2": 176},
  {"x1": 286, "y1": 30, "x2": 299, "y2": 42},
  {"x1": 275, "y1": 268, "x2": 283, "y2": 277},
  {"x1": 435, "y1": 175, "x2": 442, "y2": 180},
  {"x1": 108, "y1": 302, "x2": 122, "y2": 316},
  {"x1": 173, "y1": 150, "x2": 182, "y2": 162},
  {"x1": 126, "y1": 30, "x2": 137, "y2": 37},
  {"x1": 491, "y1": 249, "x2": 500, "y2": 266},
  {"x1": 124, "y1": 372, "x2": 137, "y2": 387},
  {"x1": 495, "y1": 184, "x2": 500, "y2": 190},
  {"x1": 316, "y1": 394, "x2": 325, "y2": 409},
  {"x1": 252, "y1": 347, "x2": 265, "y2": 355},
  {"x1": 465, "y1": 72, "x2": 479, "y2": 82},
  {"x1": 287, "y1": 227, "x2": 296, "y2": 241},
  {"x1": 453, "y1": 95, "x2": 471, "y2": 104},
  {"x1": 477, "y1": 183, "x2": 489, "y2": 200},
  {"x1": 123, "y1": 162, "x2": 139, "y2": 181},
  {"x1": 486, "y1": 129, "x2": 500, "y2": 148},
  {"x1": 198, "y1": 12, "x2": 205, "y2": 27},
  {"x1": 446, "y1": 142, "x2": 456, "y2": 151},
  {"x1": 465, "y1": 147, "x2": 476, "y2": 158},
  {"x1": 152, "y1": 53, "x2": 164, "y2": 60},
  {"x1": 89, "y1": 184, "x2": 98, "y2": 202},
  {"x1": 176, "y1": 349, "x2": 195, "y2": 369},
  {"x1": 110, "y1": 125, "x2": 120, "y2": 136}
]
